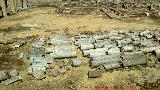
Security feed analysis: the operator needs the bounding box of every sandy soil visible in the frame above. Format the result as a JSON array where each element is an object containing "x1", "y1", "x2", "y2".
[{"x1": 0, "y1": 7, "x2": 160, "y2": 90}]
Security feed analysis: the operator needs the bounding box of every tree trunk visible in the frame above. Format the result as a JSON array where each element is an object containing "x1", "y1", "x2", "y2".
[{"x1": 1, "y1": 0, "x2": 7, "y2": 16}]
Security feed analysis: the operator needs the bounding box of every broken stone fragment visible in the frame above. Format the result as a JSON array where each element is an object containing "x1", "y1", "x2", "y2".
[
  {"x1": 0, "y1": 70, "x2": 9, "y2": 81},
  {"x1": 88, "y1": 71, "x2": 102, "y2": 78},
  {"x1": 9, "y1": 69, "x2": 19, "y2": 77},
  {"x1": 154, "y1": 33, "x2": 160, "y2": 41},
  {"x1": 2, "y1": 76, "x2": 22, "y2": 85},
  {"x1": 46, "y1": 69, "x2": 59, "y2": 77},
  {"x1": 72, "y1": 59, "x2": 82, "y2": 67},
  {"x1": 153, "y1": 49, "x2": 160, "y2": 58},
  {"x1": 14, "y1": 39, "x2": 27, "y2": 48}
]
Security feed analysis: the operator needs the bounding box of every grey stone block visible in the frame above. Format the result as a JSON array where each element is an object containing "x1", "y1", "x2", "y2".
[
  {"x1": 76, "y1": 37, "x2": 96, "y2": 45},
  {"x1": 116, "y1": 38, "x2": 132, "y2": 47},
  {"x1": 2, "y1": 76, "x2": 22, "y2": 85},
  {"x1": 103, "y1": 62, "x2": 121, "y2": 70},
  {"x1": 109, "y1": 34, "x2": 125, "y2": 40},
  {"x1": 80, "y1": 44, "x2": 94, "y2": 50},
  {"x1": 50, "y1": 34, "x2": 73, "y2": 45},
  {"x1": 122, "y1": 58, "x2": 147, "y2": 67},
  {"x1": 91, "y1": 54, "x2": 121, "y2": 61},
  {"x1": 91, "y1": 56, "x2": 121, "y2": 68},
  {"x1": 122, "y1": 51, "x2": 147, "y2": 67},
  {"x1": 108, "y1": 47, "x2": 121, "y2": 55},
  {"x1": 94, "y1": 40, "x2": 112, "y2": 48},
  {"x1": 51, "y1": 45, "x2": 77, "y2": 58},
  {"x1": 104, "y1": 43, "x2": 117, "y2": 49},
  {"x1": 122, "y1": 51, "x2": 144, "y2": 60}
]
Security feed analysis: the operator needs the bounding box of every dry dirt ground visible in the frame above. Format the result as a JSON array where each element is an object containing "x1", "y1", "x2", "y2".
[{"x1": 0, "y1": 7, "x2": 160, "y2": 90}]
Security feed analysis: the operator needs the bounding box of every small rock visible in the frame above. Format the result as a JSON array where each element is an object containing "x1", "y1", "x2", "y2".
[
  {"x1": 72, "y1": 59, "x2": 82, "y2": 67},
  {"x1": 9, "y1": 69, "x2": 19, "y2": 77},
  {"x1": 33, "y1": 70, "x2": 45, "y2": 80},
  {"x1": 58, "y1": 68, "x2": 67, "y2": 75},
  {"x1": 46, "y1": 69, "x2": 59, "y2": 77},
  {"x1": 88, "y1": 71, "x2": 102, "y2": 78},
  {"x1": 0, "y1": 70, "x2": 9, "y2": 81}
]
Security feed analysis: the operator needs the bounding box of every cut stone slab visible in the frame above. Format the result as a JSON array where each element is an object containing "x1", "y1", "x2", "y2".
[
  {"x1": 72, "y1": 59, "x2": 82, "y2": 67},
  {"x1": 83, "y1": 48, "x2": 108, "y2": 57},
  {"x1": 32, "y1": 41, "x2": 45, "y2": 48},
  {"x1": 50, "y1": 34, "x2": 73, "y2": 45},
  {"x1": 76, "y1": 37, "x2": 96, "y2": 45},
  {"x1": 141, "y1": 47, "x2": 156, "y2": 53},
  {"x1": 116, "y1": 39, "x2": 132, "y2": 47},
  {"x1": 122, "y1": 58, "x2": 147, "y2": 67},
  {"x1": 108, "y1": 47, "x2": 121, "y2": 55},
  {"x1": 122, "y1": 52, "x2": 147, "y2": 67},
  {"x1": 103, "y1": 62, "x2": 121, "y2": 70},
  {"x1": 91, "y1": 54, "x2": 121, "y2": 61},
  {"x1": 2, "y1": 76, "x2": 22, "y2": 85},
  {"x1": 109, "y1": 34, "x2": 125, "y2": 40},
  {"x1": 94, "y1": 40, "x2": 112, "y2": 48},
  {"x1": 80, "y1": 44, "x2": 94, "y2": 50},
  {"x1": 88, "y1": 71, "x2": 102, "y2": 78},
  {"x1": 0, "y1": 70, "x2": 9, "y2": 81},
  {"x1": 52, "y1": 45, "x2": 77, "y2": 58},
  {"x1": 104, "y1": 43, "x2": 117, "y2": 49},
  {"x1": 91, "y1": 55, "x2": 121, "y2": 68},
  {"x1": 122, "y1": 51, "x2": 144, "y2": 60}
]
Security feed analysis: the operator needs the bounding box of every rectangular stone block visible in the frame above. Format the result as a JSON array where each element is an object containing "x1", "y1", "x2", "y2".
[{"x1": 103, "y1": 62, "x2": 121, "y2": 70}]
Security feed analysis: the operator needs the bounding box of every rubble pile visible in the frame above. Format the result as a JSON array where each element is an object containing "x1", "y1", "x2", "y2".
[{"x1": 56, "y1": 0, "x2": 160, "y2": 18}]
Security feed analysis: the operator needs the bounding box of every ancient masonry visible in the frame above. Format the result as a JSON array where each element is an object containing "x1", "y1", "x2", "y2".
[{"x1": 1, "y1": 29, "x2": 160, "y2": 84}]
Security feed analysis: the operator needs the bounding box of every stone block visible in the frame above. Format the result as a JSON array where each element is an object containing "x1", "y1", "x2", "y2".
[
  {"x1": 103, "y1": 62, "x2": 121, "y2": 70},
  {"x1": 88, "y1": 71, "x2": 102, "y2": 78}
]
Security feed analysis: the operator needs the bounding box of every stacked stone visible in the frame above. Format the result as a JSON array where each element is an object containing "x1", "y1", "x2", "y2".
[
  {"x1": 28, "y1": 36, "x2": 54, "y2": 80},
  {"x1": 76, "y1": 29, "x2": 160, "y2": 70},
  {"x1": 28, "y1": 34, "x2": 77, "y2": 79}
]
